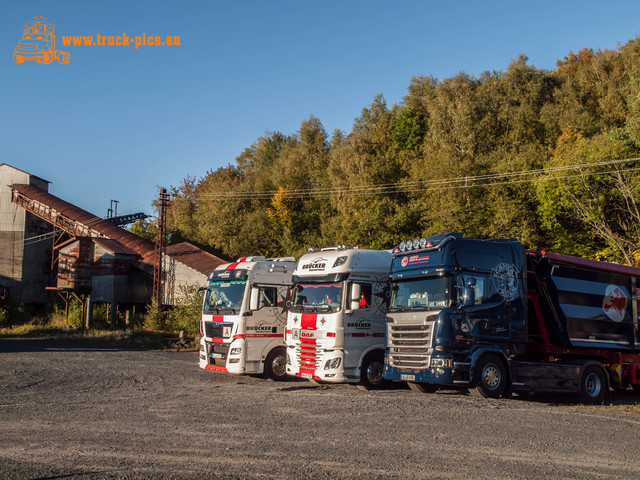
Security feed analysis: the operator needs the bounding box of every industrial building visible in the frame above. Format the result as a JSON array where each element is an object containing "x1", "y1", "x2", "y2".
[{"x1": 0, "y1": 163, "x2": 226, "y2": 326}]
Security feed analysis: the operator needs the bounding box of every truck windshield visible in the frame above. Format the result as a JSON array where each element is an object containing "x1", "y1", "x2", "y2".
[
  {"x1": 389, "y1": 276, "x2": 451, "y2": 312},
  {"x1": 290, "y1": 282, "x2": 343, "y2": 313},
  {"x1": 204, "y1": 280, "x2": 246, "y2": 314}
]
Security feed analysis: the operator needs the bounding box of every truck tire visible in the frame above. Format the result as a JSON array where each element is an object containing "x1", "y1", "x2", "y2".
[
  {"x1": 360, "y1": 352, "x2": 388, "y2": 390},
  {"x1": 408, "y1": 382, "x2": 438, "y2": 393},
  {"x1": 579, "y1": 365, "x2": 607, "y2": 404},
  {"x1": 38, "y1": 53, "x2": 53, "y2": 64},
  {"x1": 473, "y1": 354, "x2": 507, "y2": 398},
  {"x1": 263, "y1": 347, "x2": 287, "y2": 381}
]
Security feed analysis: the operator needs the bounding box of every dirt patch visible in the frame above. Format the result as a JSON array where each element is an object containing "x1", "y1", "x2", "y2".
[{"x1": 1, "y1": 339, "x2": 640, "y2": 479}]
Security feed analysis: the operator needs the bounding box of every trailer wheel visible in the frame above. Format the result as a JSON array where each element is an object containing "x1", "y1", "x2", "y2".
[
  {"x1": 579, "y1": 366, "x2": 607, "y2": 404},
  {"x1": 360, "y1": 352, "x2": 388, "y2": 390},
  {"x1": 264, "y1": 347, "x2": 287, "y2": 381},
  {"x1": 408, "y1": 382, "x2": 438, "y2": 393},
  {"x1": 57, "y1": 52, "x2": 70, "y2": 64},
  {"x1": 473, "y1": 354, "x2": 507, "y2": 398}
]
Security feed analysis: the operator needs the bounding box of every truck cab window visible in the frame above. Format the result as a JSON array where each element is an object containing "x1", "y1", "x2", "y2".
[
  {"x1": 356, "y1": 283, "x2": 372, "y2": 309},
  {"x1": 259, "y1": 288, "x2": 277, "y2": 308},
  {"x1": 457, "y1": 275, "x2": 503, "y2": 305}
]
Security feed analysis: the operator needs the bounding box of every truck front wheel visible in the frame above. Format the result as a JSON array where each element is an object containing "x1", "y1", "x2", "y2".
[
  {"x1": 360, "y1": 352, "x2": 389, "y2": 390},
  {"x1": 579, "y1": 366, "x2": 607, "y2": 404},
  {"x1": 473, "y1": 354, "x2": 507, "y2": 398},
  {"x1": 264, "y1": 347, "x2": 287, "y2": 381}
]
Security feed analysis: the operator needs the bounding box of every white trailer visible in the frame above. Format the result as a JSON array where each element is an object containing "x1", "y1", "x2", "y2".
[
  {"x1": 285, "y1": 247, "x2": 392, "y2": 388},
  {"x1": 199, "y1": 256, "x2": 295, "y2": 379}
]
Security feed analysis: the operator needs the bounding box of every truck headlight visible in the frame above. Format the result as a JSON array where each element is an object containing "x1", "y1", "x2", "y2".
[
  {"x1": 430, "y1": 357, "x2": 452, "y2": 368},
  {"x1": 324, "y1": 358, "x2": 341, "y2": 370},
  {"x1": 230, "y1": 347, "x2": 242, "y2": 355}
]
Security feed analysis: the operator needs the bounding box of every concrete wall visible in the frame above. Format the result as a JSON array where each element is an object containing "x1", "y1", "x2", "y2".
[
  {"x1": 0, "y1": 164, "x2": 51, "y2": 303},
  {"x1": 164, "y1": 255, "x2": 207, "y2": 305},
  {"x1": 91, "y1": 243, "x2": 147, "y2": 304}
]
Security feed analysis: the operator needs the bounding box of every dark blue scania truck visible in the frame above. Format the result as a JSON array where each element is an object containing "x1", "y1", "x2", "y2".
[{"x1": 383, "y1": 233, "x2": 640, "y2": 403}]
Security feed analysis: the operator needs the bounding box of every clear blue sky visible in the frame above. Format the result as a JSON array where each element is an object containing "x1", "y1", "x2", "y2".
[{"x1": 2, "y1": 1, "x2": 640, "y2": 219}]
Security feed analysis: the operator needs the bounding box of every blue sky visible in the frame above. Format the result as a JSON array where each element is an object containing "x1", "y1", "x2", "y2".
[{"x1": 2, "y1": 1, "x2": 640, "y2": 218}]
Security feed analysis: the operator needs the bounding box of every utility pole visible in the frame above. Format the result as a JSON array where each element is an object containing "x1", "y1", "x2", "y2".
[
  {"x1": 152, "y1": 188, "x2": 170, "y2": 327},
  {"x1": 107, "y1": 199, "x2": 119, "y2": 218}
]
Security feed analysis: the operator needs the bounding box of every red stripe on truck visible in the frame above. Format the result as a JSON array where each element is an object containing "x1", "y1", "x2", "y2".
[
  {"x1": 225, "y1": 263, "x2": 239, "y2": 270},
  {"x1": 205, "y1": 365, "x2": 228, "y2": 373},
  {"x1": 301, "y1": 313, "x2": 317, "y2": 330},
  {"x1": 298, "y1": 315, "x2": 318, "y2": 376}
]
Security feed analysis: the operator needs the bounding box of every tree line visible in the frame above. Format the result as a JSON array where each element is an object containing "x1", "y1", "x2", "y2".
[{"x1": 158, "y1": 37, "x2": 640, "y2": 266}]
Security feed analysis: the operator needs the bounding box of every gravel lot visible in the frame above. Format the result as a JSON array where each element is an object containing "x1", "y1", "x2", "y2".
[{"x1": 2, "y1": 339, "x2": 640, "y2": 479}]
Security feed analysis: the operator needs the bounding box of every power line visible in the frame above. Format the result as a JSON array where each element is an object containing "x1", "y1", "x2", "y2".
[{"x1": 195, "y1": 157, "x2": 640, "y2": 200}]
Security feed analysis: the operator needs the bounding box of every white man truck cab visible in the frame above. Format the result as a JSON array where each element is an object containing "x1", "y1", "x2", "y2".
[
  {"x1": 199, "y1": 256, "x2": 295, "y2": 380},
  {"x1": 285, "y1": 247, "x2": 392, "y2": 389}
]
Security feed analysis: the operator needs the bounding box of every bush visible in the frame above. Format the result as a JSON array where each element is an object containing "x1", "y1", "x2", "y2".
[
  {"x1": 67, "y1": 300, "x2": 83, "y2": 328},
  {"x1": 143, "y1": 298, "x2": 164, "y2": 331},
  {"x1": 0, "y1": 306, "x2": 8, "y2": 328},
  {"x1": 0, "y1": 301, "x2": 32, "y2": 328},
  {"x1": 165, "y1": 284, "x2": 204, "y2": 335}
]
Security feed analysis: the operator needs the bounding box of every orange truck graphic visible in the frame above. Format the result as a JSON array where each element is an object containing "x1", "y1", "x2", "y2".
[{"x1": 13, "y1": 17, "x2": 70, "y2": 65}]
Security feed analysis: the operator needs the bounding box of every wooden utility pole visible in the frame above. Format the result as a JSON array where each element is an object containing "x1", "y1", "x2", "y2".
[{"x1": 152, "y1": 188, "x2": 170, "y2": 326}]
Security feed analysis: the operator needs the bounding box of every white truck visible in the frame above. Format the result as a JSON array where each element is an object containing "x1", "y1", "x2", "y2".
[
  {"x1": 199, "y1": 256, "x2": 295, "y2": 379},
  {"x1": 285, "y1": 247, "x2": 392, "y2": 388}
]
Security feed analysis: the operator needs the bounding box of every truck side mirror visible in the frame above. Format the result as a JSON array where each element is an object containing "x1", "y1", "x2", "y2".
[
  {"x1": 461, "y1": 287, "x2": 475, "y2": 307},
  {"x1": 461, "y1": 278, "x2": 476, "y2": 307},
  {"x1": 249, "y1": 287, "x2": 260, "y2": 311},
  {"x1": 350, "y1": 283, "x2": 361, "y2": 311}
]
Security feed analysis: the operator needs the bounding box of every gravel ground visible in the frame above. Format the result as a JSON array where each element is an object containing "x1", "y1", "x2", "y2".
[{"x1": 1, "y1": 339, "x2": 640, "y2": 479}]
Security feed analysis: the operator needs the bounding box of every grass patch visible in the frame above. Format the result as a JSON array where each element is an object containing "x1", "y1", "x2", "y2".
[
  {"x1": 0, "y1": 319, "x2": 199, "y2": 351},
  {"x1": 573, "y1": 403, "x2": 640, "y2": 414}
]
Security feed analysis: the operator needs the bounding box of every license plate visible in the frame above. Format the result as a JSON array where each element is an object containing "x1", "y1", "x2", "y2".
[
  {"x1": 210, "y1": 353, "x2": 224, "y2": 359},
  {"x1": 301, "y1": 373, "x2": 313, "y2": 379},
  {"x1": 401, "y1": 374, "x2": 416, "y2": 381}
]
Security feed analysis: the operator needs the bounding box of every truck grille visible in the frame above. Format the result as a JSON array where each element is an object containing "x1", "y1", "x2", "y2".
[
  {"x1": 388, "y1": 315, "x2": 436, "y2": 370},
  {"x1": 205, "y1": 342, "x2": 229, "y2": 367},
  {"x1": 205, "y1": 321, "x2": 232, "y2": 339},
  {"x1": 295, "y1": 340, "x2": 322, "y2": 371}
]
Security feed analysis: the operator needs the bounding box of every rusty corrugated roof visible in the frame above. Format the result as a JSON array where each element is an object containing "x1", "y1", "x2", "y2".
[
  {"x1": 10, "y1": 184, "x2": 226, "y2": 277},
  {"x1": 11, "y1": 183, "x2": 156, "y2": 270},
  {"x1": 165, "y1": 242, "x2": 226, "y2": 275},
  {"x1": 93, "y1": 238, "x2": 140, "y2": 257}
]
